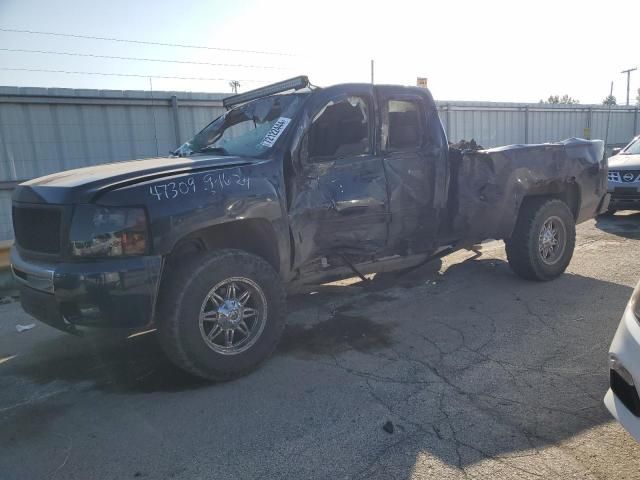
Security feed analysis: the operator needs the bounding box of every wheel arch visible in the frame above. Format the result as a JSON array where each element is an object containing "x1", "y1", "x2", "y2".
[
  {"x1": 164, "y1": 218, "x2": 281, "y2": 274},
  {"x1": 506, "y1": 181, "x2": 580, "y2": 239}
]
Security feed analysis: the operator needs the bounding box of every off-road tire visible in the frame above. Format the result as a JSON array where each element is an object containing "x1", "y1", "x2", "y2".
[
  {"x1": 156, "y1": 249, "x2": 286, "y2": 381},
  {"x1": 505, "y1": 198, "x2": 576, "y2": 281}
]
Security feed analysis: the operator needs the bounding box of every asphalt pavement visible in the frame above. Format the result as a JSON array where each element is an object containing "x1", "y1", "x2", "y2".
[{"x1": 2, "y1": 213, "x2": 640, "y2": 479}]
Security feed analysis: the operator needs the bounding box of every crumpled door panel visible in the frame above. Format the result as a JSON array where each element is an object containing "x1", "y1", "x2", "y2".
[{"x1": 288, "y1": 155, "x2": 389, "y2": 269}]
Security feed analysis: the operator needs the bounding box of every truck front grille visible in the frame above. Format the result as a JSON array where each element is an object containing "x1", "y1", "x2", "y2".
[
  {"x1": 12, "y1": 206, "x2": 62, "y2": 254},
  {"x1": 608, "y1": 170, "x2": 640, "y2": 183}
]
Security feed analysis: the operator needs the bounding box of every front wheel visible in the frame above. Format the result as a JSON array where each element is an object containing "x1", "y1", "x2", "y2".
[
  {"x1": 505, "y1": 198, "x2": 576, "y2": 281},
  {"x1": 156, "y1": 249, "x2": 286, "y2": 381}
]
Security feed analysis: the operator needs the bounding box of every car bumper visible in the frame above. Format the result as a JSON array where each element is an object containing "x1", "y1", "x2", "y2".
[
  {"x1": 607, "y1": 181, "x2": 640, "y2": 210},
  {"x1": 609, "y1": 198, "x2": 640, "y2": 210},
  {"x1": 604, "y1": 302, "x2": 640, "y2": 442},
  {"x1": 11, "y1": 248, "x2": 163, "y2": 332}
]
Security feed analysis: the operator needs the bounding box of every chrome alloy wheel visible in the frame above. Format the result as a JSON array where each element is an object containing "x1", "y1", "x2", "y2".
[
  {"x1": 538, "y1": 215, "x2": 566, "y2": 265},
  {"x1": 198, "y1": 277, "x2": 267, "y2": 355}
]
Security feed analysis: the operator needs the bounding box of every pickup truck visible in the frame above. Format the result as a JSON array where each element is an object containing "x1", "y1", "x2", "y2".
[{"x1": 10, "y1": 76, "x2": 609, "y2": 380}]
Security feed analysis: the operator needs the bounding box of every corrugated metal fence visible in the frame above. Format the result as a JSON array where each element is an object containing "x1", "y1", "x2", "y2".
[
  {"x1": 435, "y1": 100, "x2": 639, "y2": 149},
  {"x1": 1, "y1": 87, "x2": 639, "y2": 242},
  {"x1": 0, "y1": 86, "x2": 226, "y2": 241}
]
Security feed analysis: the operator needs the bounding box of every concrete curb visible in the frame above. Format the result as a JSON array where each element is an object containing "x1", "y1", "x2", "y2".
[
  {"x1": 0, "y1": 240, "x2": 11, "y2": 271},
  {"x1": 0, "y1": 241, "x2": 16, "y2": 292}
]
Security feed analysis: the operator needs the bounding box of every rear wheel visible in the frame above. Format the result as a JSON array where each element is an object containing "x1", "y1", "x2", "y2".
[
  {"x1": 157, "y1": 249, "x2": 286, "y2": 381},
  {"x1": 505, "y1": 198, "x2": 576, "y2": 281}
]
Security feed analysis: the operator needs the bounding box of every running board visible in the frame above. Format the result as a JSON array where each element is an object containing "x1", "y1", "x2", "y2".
[{"x1": 286, "y1": 246, "x2": 457, "y2": 293}]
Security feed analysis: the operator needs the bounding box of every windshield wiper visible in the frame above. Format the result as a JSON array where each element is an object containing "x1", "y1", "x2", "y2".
[{"x1": 196, "y1": 146, "x2": 230, "y2": 156}]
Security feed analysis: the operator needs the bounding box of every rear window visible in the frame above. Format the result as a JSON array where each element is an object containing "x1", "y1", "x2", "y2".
[{"x1": 386, "y1": 99, "x2": 423, "y2": 151}]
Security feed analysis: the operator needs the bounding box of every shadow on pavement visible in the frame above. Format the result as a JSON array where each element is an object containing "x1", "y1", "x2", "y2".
[
  {"x1": 4, "y1": 332, "x2": 207, "y2": 394},
  {"x1": 349, "y1": 257, "x2": 632, "y2": 473},
  {"x1": 0, "y1": 250, "x2": 635, "y2": 476},
  {"x1": 278, "y1": 256, "x2": 634, "y2": 474},
  {"x1": 595, "y1": 211, "x2": 640, "y2": 239}
]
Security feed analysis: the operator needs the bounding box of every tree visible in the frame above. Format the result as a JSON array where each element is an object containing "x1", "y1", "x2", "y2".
[
  {"x1": 229, "y1": 80, "x2": 241, "y2": 94},
  {"x1": 602, "y1": 95, "x2": 617, "y2": 106},
  {"x1": 540, "y1": 94, "x2": 580, "y2": 104}
]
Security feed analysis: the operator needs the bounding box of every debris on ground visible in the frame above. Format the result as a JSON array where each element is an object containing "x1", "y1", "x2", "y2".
[
  {"x1": 0, "y1": 296, "x2": 15, "y2": 305},
  {"x1": 382, "y1": 421, "x2": 394, "y2": 434},
  {"x1": 16, "y1": 323, "x2": 36, "y2": 333},
  {"x1": 449, "y1": 139, "x2": 484, "y2": 151}
]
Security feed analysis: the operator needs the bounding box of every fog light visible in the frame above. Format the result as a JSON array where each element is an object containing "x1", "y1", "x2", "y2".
[{"x1": 610, "y1": 353, "x2": 635, "y2": 386}]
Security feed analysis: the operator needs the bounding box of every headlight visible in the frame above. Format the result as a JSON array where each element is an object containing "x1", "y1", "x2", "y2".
[
  {"x1": 630, "y1": 280, "x2": 640, "y2": 320},
  {"x1": 70, "y1": 206, "x2": 149, "y2": 257}
]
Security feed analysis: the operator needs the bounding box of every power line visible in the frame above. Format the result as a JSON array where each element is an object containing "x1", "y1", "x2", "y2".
[
  {"x1": 0, "y1": 47, "x2": 289, "y2": 70},
  {"x1": 0, "y1": 27, "x2": 293, "y2": 57},
  {"x1": 0, "y1": 67, "x2": 273, "y2": 83}
]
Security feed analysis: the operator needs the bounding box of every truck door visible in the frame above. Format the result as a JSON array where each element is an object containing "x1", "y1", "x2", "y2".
[
  {"x1": 375, "y1": 87, "x2": 440, "y2": 254},
  {"x1": 287, "y1": 87, "x2": 389, "y2": 270}
]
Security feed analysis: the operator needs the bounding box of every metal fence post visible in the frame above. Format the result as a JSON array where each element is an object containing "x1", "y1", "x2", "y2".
[
  {"x1": 445, "y1": 103, "x2": 451, "y2": 140},
  {"x1": 171, "y1": 95, "x2": 181, "y2": 148},
  {"x1": 524, "y1": 106, "x2": 529, "y2": 144},
  {"x1": 586, "y1": 107, "x2": 593, "y2": 140}
]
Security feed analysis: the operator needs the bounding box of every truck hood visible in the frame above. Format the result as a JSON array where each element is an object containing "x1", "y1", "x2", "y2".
[
  {"x1": 608, "y1": 154, "x2": 640, "y2": 170},
  {"x1": 13, "y1": 155, "x2": 259, "y2": 204}
]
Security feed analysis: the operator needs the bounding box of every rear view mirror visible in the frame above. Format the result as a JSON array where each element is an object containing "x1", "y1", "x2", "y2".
[{"x1": 612, "y1": 147, "x2": 622, "y2": 156}]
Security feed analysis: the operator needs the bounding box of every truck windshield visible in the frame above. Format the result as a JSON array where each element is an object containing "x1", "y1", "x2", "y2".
[{"x1": 177, "y1": 93, "x2": 307, "y2": 158}]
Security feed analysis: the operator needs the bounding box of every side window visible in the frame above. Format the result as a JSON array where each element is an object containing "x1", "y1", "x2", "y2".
[
  {"x1": 384, "y1": 99, "x2": 423, "y2": 151},
  {"x1": 308, "y1": 96, "x2": 371, "y2": 160}
]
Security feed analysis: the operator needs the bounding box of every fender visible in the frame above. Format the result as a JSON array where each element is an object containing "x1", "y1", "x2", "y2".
[{"x1": 97, "y1": 160, "x2": 292, "y2": 278}]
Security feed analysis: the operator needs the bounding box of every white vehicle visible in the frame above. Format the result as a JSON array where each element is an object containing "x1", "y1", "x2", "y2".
[
  {"x1": 604, "y1": 280, "x2": 640, "y2": 441},
  {"x1": 606, "y1": 135, "x2": 640, "y2": 214}
]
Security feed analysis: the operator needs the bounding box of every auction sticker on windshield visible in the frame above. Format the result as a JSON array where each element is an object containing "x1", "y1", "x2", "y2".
[{"x1": 260, "y1": 117, "x2": 291, "y2": 148}]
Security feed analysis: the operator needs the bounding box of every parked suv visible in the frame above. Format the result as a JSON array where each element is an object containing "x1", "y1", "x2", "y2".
[{"x1": 607, "y1": 135, "x2": 640, "y2": 213}]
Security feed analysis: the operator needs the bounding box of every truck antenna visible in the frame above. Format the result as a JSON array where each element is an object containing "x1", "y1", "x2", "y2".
[{"x1": 149, "y1": 77, "x2": 159, "y2": 157}]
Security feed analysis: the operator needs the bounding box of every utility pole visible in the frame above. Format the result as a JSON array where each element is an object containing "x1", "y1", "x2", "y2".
[
  {"x1": 621, "y1": 67, "x2": 637, "y2": 106},
  {"x1": 229, "y1": 80, "x2": 240, "y2": 94},
  {"x1": 604, "y1": 81, "x2": 614, "y2": 157},
  {"x1": 370, "y1": 59, "x2": 374, "y2": 84}
]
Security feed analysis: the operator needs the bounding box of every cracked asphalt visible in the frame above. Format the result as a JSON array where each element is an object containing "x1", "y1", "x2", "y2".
[{"x1": 2, "y1": 213, "x2": 640, "y2": 479}]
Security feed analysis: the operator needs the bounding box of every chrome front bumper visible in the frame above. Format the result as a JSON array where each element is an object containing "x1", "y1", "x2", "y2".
[
  {"x1": 10, "y1": 248, "x2": 55, "y2": 293},
  {"x1": 10, "y1": 246, "x2": 163, "y2": 330}
]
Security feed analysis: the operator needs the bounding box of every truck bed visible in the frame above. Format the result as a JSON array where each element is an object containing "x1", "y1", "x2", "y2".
[{"x1": 442, "y1": 138, "x2": 607, "y2": 245}]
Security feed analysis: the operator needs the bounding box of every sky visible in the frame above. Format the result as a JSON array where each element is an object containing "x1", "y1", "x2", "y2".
[{"x1": 0, "y1": 0, "x2": 638, "y2": 105}]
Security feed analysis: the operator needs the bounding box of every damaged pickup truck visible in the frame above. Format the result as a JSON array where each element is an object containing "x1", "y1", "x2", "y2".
[{"x1": 10, "y1": 76, "x2": 609, "y2": 380}]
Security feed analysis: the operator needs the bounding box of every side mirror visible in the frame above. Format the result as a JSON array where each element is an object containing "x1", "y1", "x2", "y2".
[{"x1": 612, "y1": 147, "x2": 622, "y2": 156}]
